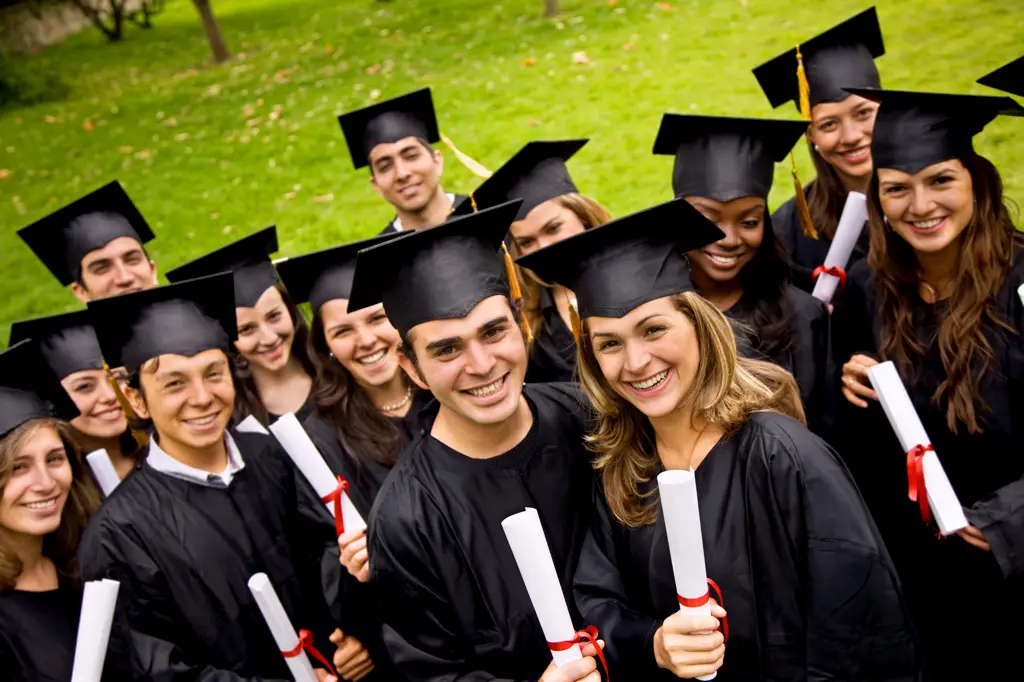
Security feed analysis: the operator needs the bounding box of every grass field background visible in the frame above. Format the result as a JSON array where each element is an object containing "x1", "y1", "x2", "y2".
[{"x1": 2, "y1": 0, "x2": 1023, "y2": 341}]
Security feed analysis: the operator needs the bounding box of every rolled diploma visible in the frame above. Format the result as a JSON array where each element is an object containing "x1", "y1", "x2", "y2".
[
  {"x1": 70, "y1": 579, "x2": 120, "y2": 682},
  {"x1": 86, "y1": 449, "x2": 120, "y2": 497},
  {"x1": 867, "y1": 361, "x2": 968, "y2": 535},
  {"x1": 269, "y1": 412, "x2": 366, "y2": 533},
  {"x1": 237, "y1": 414, "x2": 269, "y2": 435},
  {"x1": 658, "y1": 469, "x2": 716, "y2": 680},
  {"x1": 811, "y1": 191, "x2": 868, "y2": 304},
  {"x1": 1017, "y1": 283, "x2": 1024, "y2": 308},
  {"x1": 501, "y1": 507, "x2": 582, "y2": 667},
  {"x1": 248, "y1": 573, "x2": 318, "y2": 682}
]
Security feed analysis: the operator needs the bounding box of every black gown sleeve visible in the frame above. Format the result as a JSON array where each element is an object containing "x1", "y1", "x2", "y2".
[{"x1": 830, "y1": 260, "x2": 878, "y2": 366}]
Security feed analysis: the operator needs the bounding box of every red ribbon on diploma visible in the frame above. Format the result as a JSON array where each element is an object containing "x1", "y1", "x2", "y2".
[
  {"x1": 812, "y1": 265, "x2": 847, "y2": 290},
  {"x1": 281, "y1": 628, "x2": 337, "y2": 677},
  {"x1": 321, "y1": 475, "x2": 350, "y2": 538},
  {"x1": 906, "y1": 444, "x2": 933, "y2": 525},
  {"x1": 677, "y1": 578, "x2": 729, "y2": 643},
  {"x1": 548, "y1": 624, "x2": 610, "y2": 680}
]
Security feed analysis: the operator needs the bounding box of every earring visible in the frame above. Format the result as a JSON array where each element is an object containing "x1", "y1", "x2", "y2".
[{"x1": 814, "y1": 144, "x2": 821, "y2": 153}]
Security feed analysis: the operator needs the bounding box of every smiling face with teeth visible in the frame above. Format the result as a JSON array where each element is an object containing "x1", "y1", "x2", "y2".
[
  {"x1": 685, "y1": 196, "x2": 765, "y2": 296},
  {"x1": 0, "y1": 424, "x2": 73, "y2": 541},
  {"x1": 877, "y1": 159, "x2": 975, "y2": 257},
  {"x1": 807, "y1": 95, "x2": 878, "y2": 185},
  {"x1": 234, "y1": 286, "x2": 297, "y2": 373},
  {"x1": 320, "y1": 299, "x2": 403, "y2": 391},
  {"x1": 61, "y1": 368, "x2": 128, "y2": 440}
]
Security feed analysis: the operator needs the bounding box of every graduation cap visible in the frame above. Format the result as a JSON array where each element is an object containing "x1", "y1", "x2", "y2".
[
  {"x1": 88, "y1": 273, "x2": 238, "y2": 373},
  {"x1": 515, "y1": 198, "x2": 725, "y2": 320},
  {"x1": 9, "y1": 310, "x2": 104, "y2": 381},
  {"x1": 453, "y1": 139, "x2": 588, "y2": 220},
  {"x1": 276, "y1": 233, "x2": 404, "y2": 312},
  {"x1": 753, "y1": 7, "x2": 884, "y2": 118},
  {"x1": 978, "y1": 56, "x2": 1024, "y2": 98},
  {"x1": 165, "y1": 226, "x2": 279, "y2": 308},
  {"x1": 653, "y1": 115, "x2": 809, "y2": 202},
  {"x1": 17, "y1": 181, "x2": 154, "y2": 287},
  {"x1": 348, "y1": 200, "x2": 522, "y2": 338},
  {"x1": 0, "y1": 340, "x2": 79, "y2": 438},
  {"x1": 338, "y1": 88, "x2": 440, "y2": 170},
  {"x1": 845, "y1": 87, "x2": 1024, "y2": 175}
]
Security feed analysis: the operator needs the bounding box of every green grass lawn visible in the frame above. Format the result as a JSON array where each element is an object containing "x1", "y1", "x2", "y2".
[{"x1": 2, "y1": 0, "x2": 1023, "y2": 341}]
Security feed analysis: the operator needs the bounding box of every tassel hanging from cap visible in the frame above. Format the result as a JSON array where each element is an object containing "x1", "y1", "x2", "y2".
[
  {"x1": 102, "y1": 361, "x2": 148, "y2": 450},
  {"x1": 568, "y1": 297, "x2": 582, "y2": 346},
  {"x1": 501, "y1": 242, "x2": 533, "y2": 344},
  {"x1": 790, "y1": 152, "x2": 818, "y2": 240},
  {"x1": 795, "y1": 44, "x2": 812, "y2": 121},
  {"x1": 440, "y1": 132, "x2": 493, "y2": 179}
]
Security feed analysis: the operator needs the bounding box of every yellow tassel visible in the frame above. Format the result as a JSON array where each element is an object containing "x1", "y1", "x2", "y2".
[
  {"x1": 469, "y1": 192, "x2": 479, "y2": 213},
  {"x1": 502, "y1": 242, "x2": 533, "y2": 344},
  {"x1": 790, "y1": 152, "x2": 818, "y2": 240},
  {"x1": 795, "y1": 44, "x2": 812, "y2": 121},
  {"x1": 103, "y1": 361, "x2": 148, "y2": 450},
  {"x1": 440, "y1": 132, "x2": 492, "y2": 179},
  {"x1": 568, "y1": 298, "x2": 582, "y2": 346}
]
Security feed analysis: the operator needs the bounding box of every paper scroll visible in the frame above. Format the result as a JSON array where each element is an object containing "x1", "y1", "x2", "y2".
[
  {"x1": 86, "y1": 449, "x2": 120, "y2": 498},
  {"x1": 868, "y1": 361, "x2": 968, "y2": 535},
  {"x1": 811, "y1": 191, "x2": 868, "y2": 305},
  {"x1": 237, "y1": 414, "x2": 270, "y2": 435},
  {"x1": 70, "y1": 579, "x2": 121, "y2": 682},
  {"x1": 1017, "y1": 283, "x2": 1024, "y2": 308},
  {"x1": 248, "y1": 573, "x2": 318, "y2": 682},
  {"x1": 502, "y1": 507, "x2": 583, "y2": 667},
  {"x1": 268, "y1": 412, "x2": 366, "y2": 534}
]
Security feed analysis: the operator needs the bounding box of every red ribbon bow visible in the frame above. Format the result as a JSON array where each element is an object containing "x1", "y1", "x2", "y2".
[
  {"x1": 321, "y1": 475, "x2": 350, "y2": 538},
  {"x1": 812, "y1": 265, "x2": 847, "y2": 290},
  {"x1": 281, "y1": 629, "x2": 337, "y2": 677},
  {"x1": 677, "y1": 578, "x2": 729, "y2": 643},
  {"x1": 548, "y1": 624, "x2": 610, "y2": 680},
  {"x1": 907, "y1": 444, "x2": 934, "y2": 525}
]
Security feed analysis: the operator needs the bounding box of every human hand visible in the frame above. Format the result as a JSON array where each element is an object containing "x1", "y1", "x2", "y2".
[
  {"x1": 329, "y1": 628, "x2": 375, "y2": 681},
  {"x1": 957, "y1": 524, "x2": 992, "y2": 552},
  {"x1": 338, "y1": 530, "x2": 370, "y2": 583},
  {"x1": 537, "y1": 640, "x2": 605, "y2": 682},
  {"x1": 653, "y1": 604, "x2": 727, "y2": 679},
  {"x1": 841, "y1": 354, "x2": 879, "y2": 408}
]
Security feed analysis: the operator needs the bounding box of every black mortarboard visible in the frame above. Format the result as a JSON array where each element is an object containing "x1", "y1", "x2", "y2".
[
  {"x1": 978, "y1": 56, "x2": 1024, "y2": 98},
  {"x1": 165, "y1": 226, "x2": 279, "y2": 308},
  {"x1": 454, "y1": 140, "x2": 588, "y2": 220},
  {"x1": 337, "y1": 89, "x2": 440, "y2": 170},
  {"x1": 348, "y1": 201, "x2": 521, "y2": 337},
  {"x1": 0, "y1": 340, "x2": 79, "y2": 437},
  {"x1": 653, "y1": 115, "x2": 808, "y2": 202},
  {"x1": 845, "y1": 87, "x2": 1024, "y2": 175},
  {"x1": 17, "y1": 181, "x2": 154, "y2": 287},
  {"x1": 276, "y1": 233, "x2": 404, "y2": 311},
  {"x1": 9, "y1": 310, "x2": 104, "y2": 380},
  {"x1": 753, "y1": 7, "x2": 884, "y2": 115},
  {"x1": 88, "y1": 273, "x2": 237, "y2": 372},
  {"x1": 515, "y1": 198, "x2": 724, "y2": 319}
]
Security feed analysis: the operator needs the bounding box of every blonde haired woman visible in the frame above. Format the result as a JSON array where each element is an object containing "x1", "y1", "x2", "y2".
[{"x1": 517, "y1": 198, "x2": 921, "y2": 681}]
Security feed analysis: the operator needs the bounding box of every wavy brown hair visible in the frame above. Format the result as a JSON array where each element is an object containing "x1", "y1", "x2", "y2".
[
  {"x1": 0, "y1": 419, "x2": 100, "y2": 590},
  {"x1": 806, "y1": 140, "x2": 849, "y2": 242},
  {"x1": 867, "y1": 153, "x2": 1022, "y2": 434},
  {"x1": 577, "y1": 291, "x2": 805, "y2": 527}
]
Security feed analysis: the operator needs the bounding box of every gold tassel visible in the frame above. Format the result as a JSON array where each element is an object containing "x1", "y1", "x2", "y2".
[
  {"x1": 790, "y1": 152, "x2": 818, "y2": 240},
  {"x1": 795, "y1": 44, "x2": 812, "y2": 121},
  {"x1": 440, "y1": 132, "x2": 492, "y2": 179},
  {"x1": 568, "y1": 297, "x2": 582, "y2": 345},
  {"x1": 469, "y1": 192, "x2": 479, "y2": 213},
  {"x1": 103, "y1": 361, "x2": 148, "y2": 450},
  {"x1": 502, "y1": 242, "x2": 533, "y2": 343}
]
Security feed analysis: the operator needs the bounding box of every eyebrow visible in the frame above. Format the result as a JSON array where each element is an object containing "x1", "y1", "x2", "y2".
[
  {"x1": 591, "y1": 314, "x2": 663, "y2": 339},
  {"x1": 154, "y1": 360, "x2": 226, "y2": 381},
  {"x1": 325, "y1": 321, "x2": 352, "y2": 335},
  {"x1": 424, "y1": 316, "x2": 511, "y2": 352}
]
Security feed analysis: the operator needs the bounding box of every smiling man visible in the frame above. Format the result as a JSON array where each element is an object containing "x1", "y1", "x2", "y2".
[
  {"x1": 18, "y1": 181, "x2": 159, "y2": 303},
  {"x1": 347, "y1": 201, "x2": 602, "y2": 682},
  {"x1": 338, "y1": 88, "x2": 467, "y2": 234}
]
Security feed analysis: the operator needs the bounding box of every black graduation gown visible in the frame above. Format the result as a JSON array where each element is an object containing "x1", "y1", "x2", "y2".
[
  {"x1": 772, "y1": 182, "x2": 870, "y2": 294},
  {"x1": 368, "y1": 383, "x2": 595, "y2": 681},
  {"x1": 377, "y1": 194, "x2": 469, "y2": 235},
  {"x1": 832, "y1": 257, "x2": 1024, "y2": 681},
  {"x1": 574, "y1": 411, "x2": 922, "y2": 681},
  {"x1": 268, "y1": 392, "x2": 316, "y2": 425},
  {"x1": 525, "y1": 287, "x2": 576, "y2": 384},
  {"x1": 78, "y1": 431, "x2": 337, "y2": 681}
]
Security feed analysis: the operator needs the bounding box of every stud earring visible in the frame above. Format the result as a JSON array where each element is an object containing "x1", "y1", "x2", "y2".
[{"x1": 814, "y1": 144, "x2": 821, "y2": 153}]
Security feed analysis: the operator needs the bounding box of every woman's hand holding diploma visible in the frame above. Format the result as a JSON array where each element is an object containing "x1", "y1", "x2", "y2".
[
  {"x1": 338, "y1": 529, "x2": 370, "y2": 583},
  {"x1": 329, "y1": 629, "x2": 375, "y2": 681},
  {"x1": 842, "y1": 354, "x2": 879, "y2": 408},
  {"x1": 538, "y1": 640, "x2": 605, "y2": 682},
  {"x1": 654, "y1": 603, "x2": 727, "y2": 679}
]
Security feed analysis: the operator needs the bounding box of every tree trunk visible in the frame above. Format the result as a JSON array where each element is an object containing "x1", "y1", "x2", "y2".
[
  {"x1": 544, "y1": 0, "x2": 559, "y2": 18},
  {"x1": 192, "y1": 0, "x2": 229, "y2": 64}
]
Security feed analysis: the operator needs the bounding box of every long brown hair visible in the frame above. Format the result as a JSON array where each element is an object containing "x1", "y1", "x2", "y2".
[
  {"x1": 867, "y1": 153, "x2": 1022, "y2": 434},
  {"x1": 0, "y1": 419, "x2": 100, "y2": 590},
  {"x1": 806, "y1": 140, "x2": 849, "y2": 242},
  {"x1": 577, "y1": 291, "x2": 805, "y2": 527}
]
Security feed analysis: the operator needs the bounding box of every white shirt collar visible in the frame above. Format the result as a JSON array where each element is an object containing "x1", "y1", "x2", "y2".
[
  {"x1": 392, "y1": 192, "x2": 455, "y2": 233},
  {"x1": 145, "y1": 431, "x2": 246, "y2": 488}
]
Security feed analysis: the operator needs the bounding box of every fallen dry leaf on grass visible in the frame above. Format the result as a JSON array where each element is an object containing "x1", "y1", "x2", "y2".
[
  {"x1": 82, "y1": 119, "x2": 94, "y2": 131},
  {"x1": 657, "y1": 2, "x2": 673, "y2": 9},
  {"x1": 313, "y1": 193, "x2": 334, "y2": 203},
  {"x1": 0, "y1": 169, "x2": 9, "y2": 179},
  {"x1": 572, "y1": 51, "x2": 590, "y2": 64},
  {"x1": 523, "y1": 57, "x2": 537, "y2": 67}
]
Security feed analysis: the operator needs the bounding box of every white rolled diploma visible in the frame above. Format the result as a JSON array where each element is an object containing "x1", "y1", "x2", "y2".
[
  {"x1": 248, "y1": 573, "x2": 318, "y2": 682},
  {"x1": 658, "y1": 469, "x2": 716, "y2": 681},
  {"x1": 811, "y1": 191, "x2": 868, "y2": 305},
  {"x1": 268, "y1": 412, "x2": 366, "y2": 534},
  {"x1": 236, "y1": 414, "x2": 270, "y2": 435},
  {"x1": 86, "y1": 449, "x2": 120, "y2": 498},
  {"x1": 1017, "y1": 283, "x2": 1024, "y2": 308},
  {"x1": 70, "y1": 579, "x2": 121, "y2": 682},
  {"x1": 867, "y1": 361, "x2": 968, "y2": 535},
  {"x1": 501, "y1": 507, "x2": 583, "y2": 667}
]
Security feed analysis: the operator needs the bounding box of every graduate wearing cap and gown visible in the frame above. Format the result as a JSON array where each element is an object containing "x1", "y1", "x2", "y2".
[
  {"x1": 76, "y1": 274, "x2": 341, "y2": 681},
  {"x1": 652, "y1": 114, "x2": 832, "y2": 436},
  {"x1": 18, "y1": 180, "x2": 158, "y2": 303},
  {"x1": 753, "y1": 8, "x2": 885, "y2": 293},
  {"x1": 518, "y1": 198, "x2": 921, "y2": 681},
  {"x1": 337, "y1": 88, "x2": 469, "y2": 235},
  {"x1": 978, "y1": 55, "x2": 1024, "y2": 99},
  {"x1": 832, "y1": 88, "x2": 1024, "y2": 682},
  {"x1": 455, "y1": 139, "x2": 612, "y2": 384},
  {"x1": 166, "y1": 226, "x2": 317, "y2": 426},
  {"x1": 348, "y1": 202, "x2": 601, "y2": 682}
]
